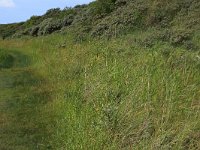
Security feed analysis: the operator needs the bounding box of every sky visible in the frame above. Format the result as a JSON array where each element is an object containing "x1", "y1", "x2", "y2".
[{"x1": 0, "y1": 0, "x2": 94, "y2": 24}]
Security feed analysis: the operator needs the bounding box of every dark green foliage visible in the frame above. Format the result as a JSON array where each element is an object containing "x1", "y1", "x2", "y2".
[
  {"x1": 1, "y1": 0, "x2": 200, "y2": 51},
  {"x1": 37, "y1": 18, "x2": 53, "y2": 36},
  {"x1": 63, "y1": 14, "x2": 74, "y2": 26},
  {"x1": 183, "y1": 40, "x2": 198, "y2": 51},
  {"x1": 74, "y1": 4, "x2": 87, "y2": 9},
  {"x1": 37, "y1": 19, "x2": 63, "y2": 36},
  {"x1": 23, "y1": 16, "x2": 42, "y2": 28},
  {"x1": 93, "y1": 0, "x2": 117, "y2": 15},
  {"x1": 115, "y1": 0, "x2": 127, "y2": 7},
  {"x1": 30, "y1": 26, "x2": 40, "y2": 36},
  {"x1": 0, "y1": 22, "x2": 24, "y2": 39},
  {"x1": 27, "y1": 18, "x2": 64, "y2": 36},
  {"x1": 169, "y1": 30, "x2": 192, "y2": 46},
  {"x1": 91, "y1": 1, "x2": 146, "y2": 37},
  {"x1": 43, "y1": 19, "x2": 63, "y2": 35},
  {"x1": 0, "y1": 50, "x2": 14, "y2": 68},
  {"x1": 45, "y1": 8, "x2": 61, "y2": 17}
]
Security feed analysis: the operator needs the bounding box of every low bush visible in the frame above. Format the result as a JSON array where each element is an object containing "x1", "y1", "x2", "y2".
[
  {"x1": 93, "y1": 0, "x2": 117, "y2": 15},
  {"x1": 63, "y1": 14, "x2": 74, "y2": 26},
  {"x1": 1, "y1": 0, "x2": 199, "y2": 45},
  {"x1": 44, "y1": 8, "x2": 61, "y2": 18},
  {"x1": 43, "y1": 19, "x2": 63, "y2": 35},
  {"x1": 37, "y1": 18, "x2": 53, "y2": 36},
  {"x1": 30, "y1": 26, "x2": 40, "y2": 36},
  {"x1": 169, "y1": 29, "x2": 192, "y2": 46}
]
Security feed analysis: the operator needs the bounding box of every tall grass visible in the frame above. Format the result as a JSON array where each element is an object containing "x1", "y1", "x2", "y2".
[{"x1": 0, "y1": 32, "x2": 199, "y2": 149}]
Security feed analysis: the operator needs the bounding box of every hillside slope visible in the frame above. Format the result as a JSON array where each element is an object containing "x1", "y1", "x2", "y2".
[
  {"x1": 1, "y1": 32, "x2": 200, "y2": 149},
  {"x1": 0, "y1": 0, "x2": 200, "y2": 149},
  {"x1": 1, "y1": 0, "x2": 200, "y2": 43}
]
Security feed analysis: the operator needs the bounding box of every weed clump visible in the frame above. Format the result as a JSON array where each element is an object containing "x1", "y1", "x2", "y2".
[{"x1": 0, "y1": 50, "x2": 14, "y2": 68}]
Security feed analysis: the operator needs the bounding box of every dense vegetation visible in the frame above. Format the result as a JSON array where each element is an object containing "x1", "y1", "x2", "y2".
[
  {"x1": 0, "y1": 0, "x2": 200, "y2": 149},
  {"x1": 1, "y1": 0, "x2": 200, "y2": 45}
]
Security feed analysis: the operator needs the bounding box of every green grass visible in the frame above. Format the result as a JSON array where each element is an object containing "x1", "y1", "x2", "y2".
[
  {"x1": 0, "y1": 33, "x2": 199, "y2": 149},
  {"x1": 0, "y1": 49, "x2": 55, "y2": 149},
  {"x1": 0, "y1": 50, "x2": 15, "y2": 69}
]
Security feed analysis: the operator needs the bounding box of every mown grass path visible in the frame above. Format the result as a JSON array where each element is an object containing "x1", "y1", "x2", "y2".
[{"x1": 0, "y1": 51, "x2": 53, "y2": 150}]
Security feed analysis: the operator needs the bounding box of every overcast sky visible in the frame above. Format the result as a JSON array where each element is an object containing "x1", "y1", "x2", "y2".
[{"x1": 0, "y1": 0, "x2": 94, "y2": 24}]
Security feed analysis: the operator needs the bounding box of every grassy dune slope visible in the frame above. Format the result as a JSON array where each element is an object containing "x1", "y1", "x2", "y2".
[{"x1": 0, "y1": 33, "x2": 199, "y2": 149}]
